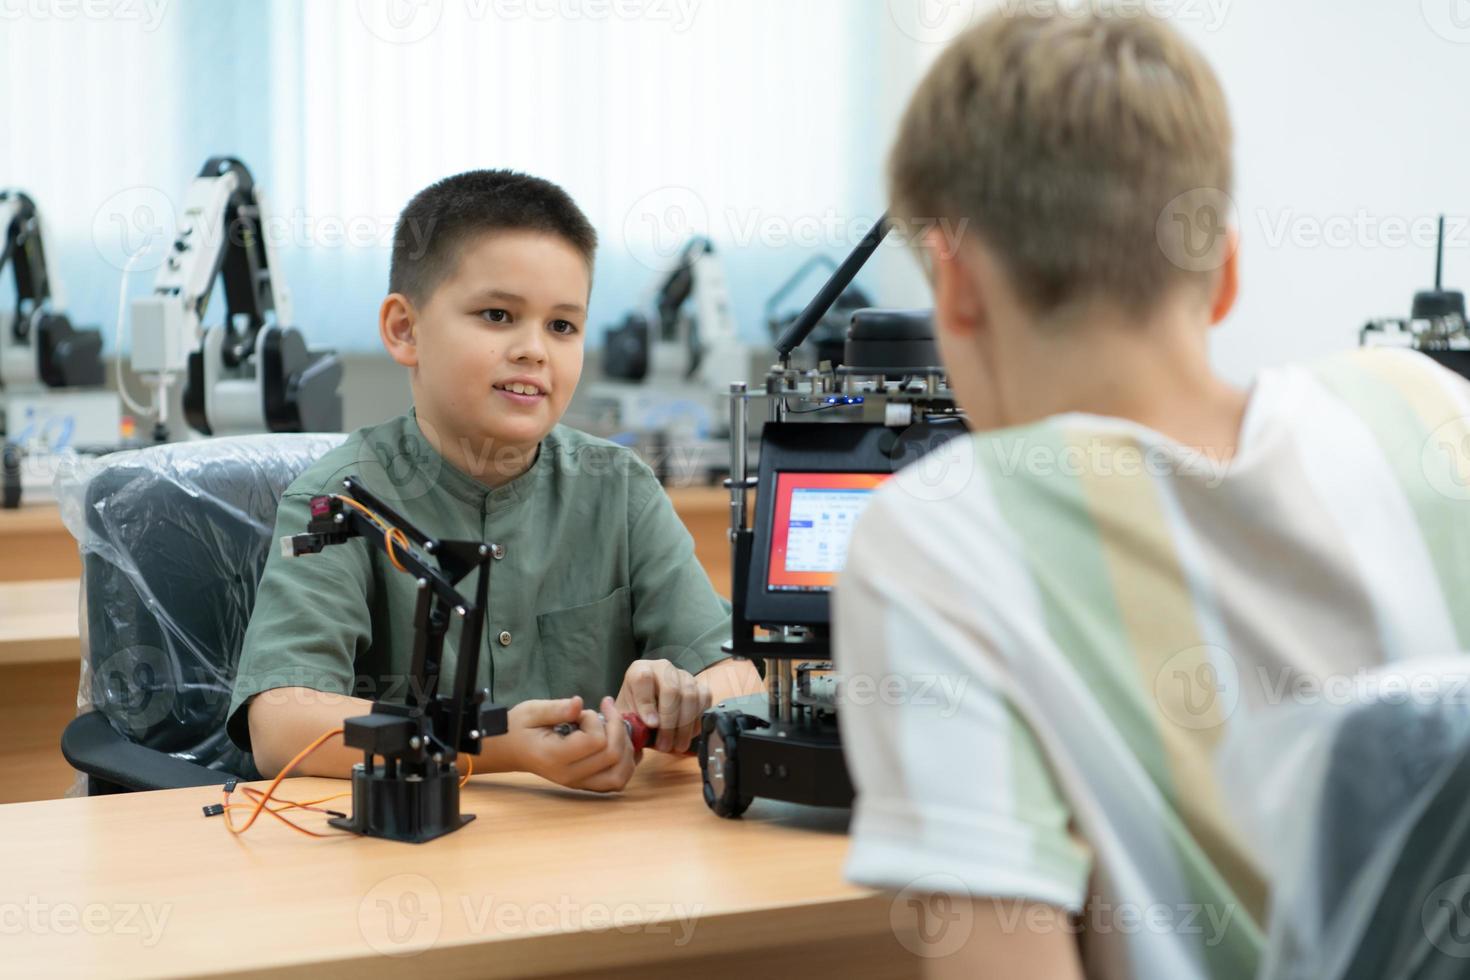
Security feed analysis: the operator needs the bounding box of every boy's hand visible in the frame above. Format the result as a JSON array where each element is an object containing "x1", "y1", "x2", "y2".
[
  {"x1": 616, "y1": 659, "x2": 712, "y2": 754},
  {"x1": 506, "y1": 696, "x2": 637, "y2": 793}
]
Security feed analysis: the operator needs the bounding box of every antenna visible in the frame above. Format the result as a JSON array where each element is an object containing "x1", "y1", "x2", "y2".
[
  {"x1": 774, "y1": 214, "x2": 890, "y2": 362},
  {"x1": 1434, "y1": 214, "x2": 1446, "y2": 290},
  {"x1": 1412, "y1": 213, "x2": 1465, "y2": 322}
]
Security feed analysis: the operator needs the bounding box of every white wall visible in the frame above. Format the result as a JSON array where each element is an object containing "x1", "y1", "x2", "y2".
[{"x1": 871, "y1": 0, "x2": 1470, "y2": 384}]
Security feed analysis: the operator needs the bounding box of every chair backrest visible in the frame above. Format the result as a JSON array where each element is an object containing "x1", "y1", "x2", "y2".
[
  {"x1": 66, "y1": 433, "x2": 345, "y2": 781},
  {"x1": 1231, "y1": 675, "x2": 1470, "y2": 980}
]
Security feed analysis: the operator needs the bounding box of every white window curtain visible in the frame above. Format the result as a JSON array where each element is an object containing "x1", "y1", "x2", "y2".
[{"x1": 4, "y1": 0, "x2": 890, "y2": 354}]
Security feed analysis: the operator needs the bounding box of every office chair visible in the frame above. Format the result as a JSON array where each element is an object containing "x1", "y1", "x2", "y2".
[
  {"x1": 1255, "y1": 691, "x2": 1470, "y2": 980},
  {"x1": 58, "y1": 433, "x2": 344, "y2": 794}
]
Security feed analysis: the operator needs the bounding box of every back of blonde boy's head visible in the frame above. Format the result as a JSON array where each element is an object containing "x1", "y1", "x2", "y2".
[{"x1": 890, "y1": 3, "x2": 1234, "y2": 318}]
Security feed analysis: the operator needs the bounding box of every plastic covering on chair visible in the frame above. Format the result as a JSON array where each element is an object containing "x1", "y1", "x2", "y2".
[
  {"x1": 55, "y1": 433, "x2": 344, "y2": 794},
  {"x1": 1220, "y1": 657, "x2": 1470, "y2": 980}
]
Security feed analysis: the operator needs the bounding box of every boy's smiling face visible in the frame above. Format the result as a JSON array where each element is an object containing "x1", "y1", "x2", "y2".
[{"x1": 382, "y1": 228, "x2": 590, "y2": 484}]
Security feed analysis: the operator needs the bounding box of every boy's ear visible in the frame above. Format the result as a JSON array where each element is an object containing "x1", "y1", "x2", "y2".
[
  {"x1": 924, "y1": 225, "x2": 985, "y2": 341},
  {"x1": 1208, "y1": 227, "x2": 1240, "y2": 326},
  {"x1": 379, "y1": 293, "x2": 419, "y2": 367}
]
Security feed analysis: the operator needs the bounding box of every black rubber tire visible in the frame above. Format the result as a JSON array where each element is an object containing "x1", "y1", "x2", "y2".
[{"x1": 701, "y1": 709, "x2": 753, "y2": 819}]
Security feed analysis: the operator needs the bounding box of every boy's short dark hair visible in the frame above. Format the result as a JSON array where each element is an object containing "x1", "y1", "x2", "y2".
[{"x1": 389, "y1": 169, "x2": 598, "y2": 305}]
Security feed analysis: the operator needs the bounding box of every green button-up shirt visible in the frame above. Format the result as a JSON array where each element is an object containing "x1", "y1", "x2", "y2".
[{"x1": 225, "y1": 412, "x2": 731, "y2": 753}]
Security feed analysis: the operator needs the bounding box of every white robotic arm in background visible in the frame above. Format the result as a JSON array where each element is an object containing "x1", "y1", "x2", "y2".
[
  {"x1": 129, "y1": 156, "x2": 342, "y2": 440},
  {"x1": 0, "y1": 191, "x2": 104, "y2": 396},
  {"x1": 601, "y1": 236, "x2": 742, "y2": 392},
  {"x1": 579, "y1": 237, "x2": 747, "y2": 468}
]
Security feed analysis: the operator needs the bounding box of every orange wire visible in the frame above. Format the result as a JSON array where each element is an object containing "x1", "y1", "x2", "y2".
[
  {"x1": 222, "y1": 726, "x2": 471, "y2": 837},
  {"x1": 336, "y1": 496, "x2": 411, "y2": 572},
  {"x1": 227, "y1": 787, "x2": 355, "y2": 838},
  {"x1": 223, "y1": 727, "x2": 347, "y2": 836}
]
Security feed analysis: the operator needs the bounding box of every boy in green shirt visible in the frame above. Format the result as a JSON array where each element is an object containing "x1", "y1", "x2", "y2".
[{"x1": 228, "y1": 170, "x2": 762, "y2": 790}]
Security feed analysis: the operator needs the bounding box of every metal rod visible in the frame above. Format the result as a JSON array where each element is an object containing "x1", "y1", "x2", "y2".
[
  {"x1": 778, "y1": 658, "x2": 795, "y2": 723},
  {"x1": 728, "y1": 382, "x2": 747, "y2": 541},
  {"x1": 767, "y1": 652, "x2": 784, "y2": 719}
]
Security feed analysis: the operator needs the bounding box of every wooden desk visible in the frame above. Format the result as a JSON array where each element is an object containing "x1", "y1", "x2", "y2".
[
  {"x1": 0, "y1": 577, "x2": 80, "y2": 665},
  {"x1": 0, "y1": 501, "x2": 81, "y2": 581},
  {"x1": 1, "y1": 754, "x2": 919, "y2": 979},
  {"x1": 0, "y1": 577, "x2": 82, "y2": 804}
]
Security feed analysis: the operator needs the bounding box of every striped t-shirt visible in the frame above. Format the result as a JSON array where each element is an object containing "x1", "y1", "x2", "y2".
[{"x1": 833, "y1": 347, "x2": 1470, "y2": 979}]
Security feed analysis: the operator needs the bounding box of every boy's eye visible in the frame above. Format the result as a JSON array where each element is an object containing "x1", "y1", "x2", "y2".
[
  {"x1": 478, "y1": 308, "x2": 511, "y2": 323},
  {"x1": 549, "y1": 319, "x2": 579, "y2": 336}
]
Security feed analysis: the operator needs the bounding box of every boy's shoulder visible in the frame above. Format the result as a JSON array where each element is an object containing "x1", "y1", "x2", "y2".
[
  {"x1": 1302, "y1": 345, "x2": 1461, "y2": 392},
  {"x1": 279, "y1": 413, "x2": 420, "y2": 500},
  {"x1": 542, "y1": 422, "x2": 648, "y2": 469},
  {"x1": 540, "y1": 423, "x2": 664, "y2": 509},
  {"x1": 276, "y1": 416, "x2": 662, "y2": 511}
]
